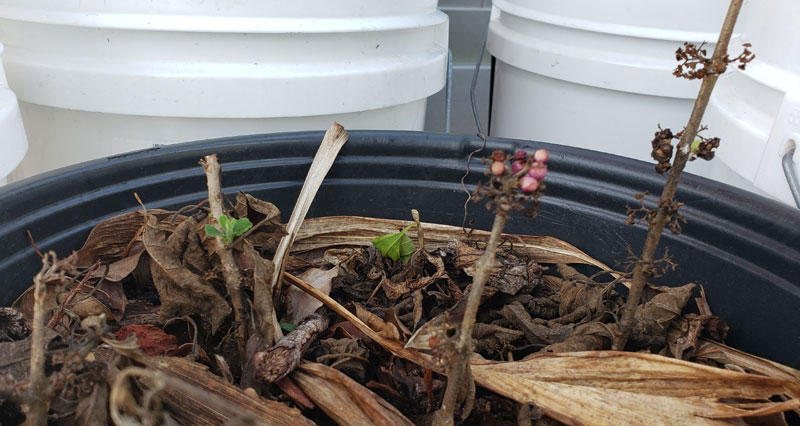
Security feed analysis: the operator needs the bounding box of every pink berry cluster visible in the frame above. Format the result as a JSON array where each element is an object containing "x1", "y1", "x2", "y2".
[
  {"x1": 475, "y1": 147, "x2": 550, "y2": 217},
  {"x1": 490, "y1": 148, "x2": 550, "y2": 193}
]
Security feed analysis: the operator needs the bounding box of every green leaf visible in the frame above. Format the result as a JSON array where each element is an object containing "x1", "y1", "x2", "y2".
[
  {"x1": 204, "y1": 224, "x2": 224, "y2": 237},
  {"x1": 372, "y1": 223, "x2": 416, "y2": 262},
  {"x1": 399, "y1": 236, "x2": 416, "y2": 262},
  {"x1": 280, "y1": 322, "x2": 297, "y2": 332},
  {"x1": 218, "y1": 214, "x2": 230, "y2": 230},
  {"x1": 691, "y1": 139, "x2": 701, "y2": 153},
  {"x1": 231, "y1": 217, "x2": 253, "y2": 236}
]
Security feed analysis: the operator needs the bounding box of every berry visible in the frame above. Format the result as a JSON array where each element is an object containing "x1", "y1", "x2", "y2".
[
  {"x1": 490, "y1": 161, "x2": 506, "y2": 176},
  {"x1": 511, "y1": 160, "x2": 525, "y2": 174},
  {"x1": 528, "y1": 166, "x2": 547, "y2": 180},
  {"x1": 533, "y1": 149, "x2": 550, "y2": 163},
  {"x1": 514, "y1": 150, "x2": 527, "y2": 161},
  {"x1": 520, "y1": 176, "x2": 539, "y2": 193},
  {"x1": 492, "y1": 150, "x2": 506, "y2": 162}
]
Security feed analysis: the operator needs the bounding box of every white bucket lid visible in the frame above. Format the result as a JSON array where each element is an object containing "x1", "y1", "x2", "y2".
[
  {"x1": 0, "y1": 1, "x2": 448, "y2": 118},
  {"x1": 487, "y1": 0, "x2": 734, "y2": 99},
  {"x1": 0, "y1": 43, "x2": 27, "y2": 182}
]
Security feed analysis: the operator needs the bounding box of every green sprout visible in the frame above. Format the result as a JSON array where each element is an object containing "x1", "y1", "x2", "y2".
[
  {"x1": 204, "y1": 214, "x2": 252, "y2": 245},
  {"x1": 372, "y1": 220, "x2": 418, "y2": 262},
  {"x1": 691, "y1": 138, "x2": 701, "y2": 153}
]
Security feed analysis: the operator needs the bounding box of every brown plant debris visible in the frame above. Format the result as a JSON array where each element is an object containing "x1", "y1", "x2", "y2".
[{"x1": 4, "y1": 135, "x2": 799, "y2": 424}]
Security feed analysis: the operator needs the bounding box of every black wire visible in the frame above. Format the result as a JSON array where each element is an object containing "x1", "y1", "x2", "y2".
[
  {"x1": 461, "y1": 19, "x2": 492, "y2": 232},
  {"x1": 470, "y1": 21, "x2": 490, "y2": 137}
]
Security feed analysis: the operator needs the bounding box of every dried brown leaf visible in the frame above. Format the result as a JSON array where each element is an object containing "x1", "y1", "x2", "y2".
[
  {"x1": 245, "y1": 241, "x2": 278, "y2": 345},
  {"x1": 472, "y1": 351, "x2": 800, "y2": 425},
  {"x1": 71, "y1": 209, "x2": 178, "y2": 268},
  {"x1": 540, "y1": 322, "x2": 613, "y2": 353},
  {"x1": 144, "y1": 215, "x2": 230, "y2": 333},
  {"x1": 351, "y1": 303, "x2": 401, "y2": 341},
  {"x1": 634, "y1": 283, "x2": 695, "y2": 336},
  {"x1": 293, "y1": 362, "x2": 414, "y2": 426},
  {"x1": 382, "y1": 251, "x2": 447, "y2": 300},
  {"x1": 89, "y1": 242, "x2": 145, "y2": 282},
  {"x1": 499, "y1": 302, "x2": 573, "y2": 345}
]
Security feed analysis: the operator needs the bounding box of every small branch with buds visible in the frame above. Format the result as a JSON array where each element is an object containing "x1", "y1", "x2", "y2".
[
  {"x1": 433, "y1": 148, "x2": 549, "y2": 425},
  {"x1": 613, "y1": 0, "x2": 750, "y2": 351}
]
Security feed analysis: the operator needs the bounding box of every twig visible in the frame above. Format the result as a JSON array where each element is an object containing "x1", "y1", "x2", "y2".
[
  {"x1": 200, "y1": 154, "x2": 249, "y2": 360},
  {"x1": 613, "y1": 0, "x2": 745, "y2": 351},
  {"x1": 434, "y1": 214, "x2": 507, "y2": 425},
  {"x1": 46, "y1": 262, "x2": 100, "y2": 329},
  {"x1": 26, "y1": 231, "x2": 44, "y2": 260},
  {"x1": 253, "y1": 312, "x2": 329, "y2": 383},
  {"x1": 412, "y1": 209, "x2": 425, "y2": 251},
  {"x1": 26, "y1": 253, "x2": 58, "y2": 426}
]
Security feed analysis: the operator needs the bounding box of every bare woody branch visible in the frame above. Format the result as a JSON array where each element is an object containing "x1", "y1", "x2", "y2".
[
  {"x1": 613, "y1": 0, "x2": 745, "y2": 351},
  {"x1": 200, "y1": 154, "x2": 249, "y2": 359}
]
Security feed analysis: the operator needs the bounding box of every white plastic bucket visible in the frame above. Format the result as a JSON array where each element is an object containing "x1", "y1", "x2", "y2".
[
  {"x1": 704, "y1": 0, "x2": 800, "y2": 207},
  {"x1": 0, "y1": 42, "x2": 27, "y2": 185},
  {"x1": 0, "y1": 0, "x2": 448, "y2": 180},
  {"x1": 486, "y1": 0, "x2": 763, "y2": 192}
]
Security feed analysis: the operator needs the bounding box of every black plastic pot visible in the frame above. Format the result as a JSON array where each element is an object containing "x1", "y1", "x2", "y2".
[{"x1": 1, "y1": 131, "x2": 798, "y2": 368}]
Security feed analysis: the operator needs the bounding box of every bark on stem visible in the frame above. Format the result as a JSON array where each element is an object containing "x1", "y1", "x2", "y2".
[
  {"x1": 25, "y1": 255, "x2": 53, "y2": 426},
  {"x1": 253, "y1": 312, "x2": 328, "y2": 383},
  {"x1": 201, "y1": 154, "x2": 249, "y2": 359},
  {"x1": 434, "y1": 214, "x2": 507, "y2": 425},
  {"x1": 612, "y1": 0, "x2": 744, "y2": 351}
]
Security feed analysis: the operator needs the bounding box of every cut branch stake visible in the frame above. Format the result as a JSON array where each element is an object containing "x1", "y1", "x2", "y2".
[
  {"x1": 613, "y1": 0, "x2": 745, "y2": 350},
  {"x1": 200, "y1": 154, "x2": 249, "y2": 359}
]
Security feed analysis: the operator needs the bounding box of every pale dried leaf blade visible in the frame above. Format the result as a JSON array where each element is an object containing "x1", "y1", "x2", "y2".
[
  {"x1": 694, "y1": 339, "x2": 800, "y2": 384},
  {"x1": 293, "y1": 362, "x2": 414, "y2": 426},
  {"x1": 270, "y1": 123, "x2": 349, "y2": 339},
  {"x1": 471, "y1": 351, "x2": 800, "y2": 425},
  {"x1": 293, "y1": 216, "x2": 609, "y2": 269},
  {"x1": 288, "y1": 267, "x2": 337, "y2": 324},
  {"x1": 137, "y1": 355, "x2": 313, "y2": 425}
]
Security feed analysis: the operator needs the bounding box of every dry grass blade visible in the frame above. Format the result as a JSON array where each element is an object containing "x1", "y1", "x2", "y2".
[
  {"x1": 270, "y1": 123, "x2": 349, "y2": 340},
  {"x1": 694, "y1": 339, "x2": 800, "y2": 384},
  {"x1": 130, "y1": 355, "x2": 314, "y2": 426},
  {"x1": 293, "y1": 362, "x2": 414, "y2": 426},
  {"x1": 471, "y1": 351, "x2": 800, "y2": 425},
  {"x1": 292, "y1": 216, "x2": 611, "y2": 272}
]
